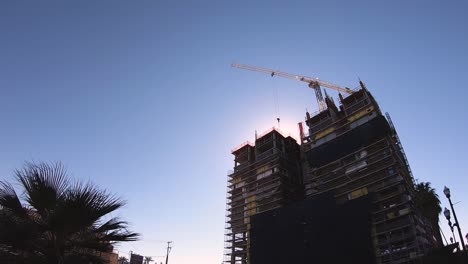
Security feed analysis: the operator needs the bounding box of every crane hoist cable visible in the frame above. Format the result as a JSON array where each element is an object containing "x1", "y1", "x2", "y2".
[{"x1": 274, "y1": 83, "x2": 280, "y2": 128}]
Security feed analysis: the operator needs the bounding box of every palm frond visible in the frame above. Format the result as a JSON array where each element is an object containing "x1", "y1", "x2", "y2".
[
  {"x1": 1, "y1": 161, "x2": 139, "y2": 262},
  {"x1": 103, "y1": 230, "x2": 140, "y2": 242},
  {"x1": 415, "y1": 182, "x2": 442, "y2": 216},
  {"x1": 51, "y1": 182, "x2": 125, "y2": 235},
  {"x1": 0, "y1": 208, "x2": 42, "y2": 252},
  {"x1": 0, "y1": 182, "x2": 25, "y2": 215},
  {"x1": 15, "y1": 162, "x2": 69, "y2": 215},
  {"x1": 66, "y1": 234, "x2": 113, "y2": 253},
  {"x1": 96, "y1": 217, "x2": 128, "y2": 233}
]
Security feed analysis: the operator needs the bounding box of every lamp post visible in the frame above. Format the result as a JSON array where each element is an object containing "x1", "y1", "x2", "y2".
[
  {"x1": 444, "y1": 186, "x2": 466, "y2": 251},
  {"x1": 444, "y1": 207, "x2": 458, "y2": 245}
]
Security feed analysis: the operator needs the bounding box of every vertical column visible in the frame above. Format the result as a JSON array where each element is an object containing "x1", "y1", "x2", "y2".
[
  {"x1": 282, "y1": 138, "x2": 286, "y2": 153},
  {"x1": 231, "y1": 233, "x2": 235, "y2": 264},
  {"x1": 272, "y1": 132, "x2": 278, "y2": 154},
  {"x1": 244, "y1": 231, "x2": 248, "y2": 264}
]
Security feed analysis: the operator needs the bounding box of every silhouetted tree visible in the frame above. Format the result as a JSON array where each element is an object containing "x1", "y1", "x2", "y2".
[
  {"x1": 0, "y1": 162, "x2": 139, "y2": 264},
  {"x1": 144, "y1": 256, "x2": 154, "y2": 264},
  {"x1": 118, "y1": 256, "x2": 129, "y2": 264},
  {"x1": 414, "y1": 182, "x2": 443, "y2": 246}
]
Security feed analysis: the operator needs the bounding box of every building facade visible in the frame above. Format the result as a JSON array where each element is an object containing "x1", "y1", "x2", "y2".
[
  {"x1": 224, "y1": 82, "x2": 435, "y2": 264},
  {"x1": 224, "y1": 129, "x2": 303, "y2": 264},
  {"x1": 301, "y1": 83, "x2": 434, "y2": 263},
  {"x1": 130, "y1": 253, "x2": 144, "y2": 264}
]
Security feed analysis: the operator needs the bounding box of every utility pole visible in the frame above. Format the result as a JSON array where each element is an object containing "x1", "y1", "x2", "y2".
[{"x1": 165, "y1": 241, "x2": 172, "y2": 264}]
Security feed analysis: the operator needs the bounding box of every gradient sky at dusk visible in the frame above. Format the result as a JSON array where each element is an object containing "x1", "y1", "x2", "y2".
[{"x1": 1, "y1": 1, "x2": 468, "y2": 263}]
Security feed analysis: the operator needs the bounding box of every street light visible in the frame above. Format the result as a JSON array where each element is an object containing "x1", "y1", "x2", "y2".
[
  {"x1": 443, "y1": 186, "x2": 466, "y2": 251},
  {"x1": 444, "y1": 207, "x2": 457, "y2": 244},
  {"x1": 444, "y1": 207, "x2": 450, "y2": 220},
  {"x1": 444, "y1": 186, "x2": 451, "y2": 198}
]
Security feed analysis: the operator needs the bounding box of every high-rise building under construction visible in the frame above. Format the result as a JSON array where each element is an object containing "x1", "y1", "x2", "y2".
[
  {"x1": 224, "y1": 129, "x2": 303, "y2": 264},
  {"x1": 225, "y1": 66, "x2": 435, "y2": 264},
  {"x1": 301, "y1": 82, "x2": 434, "y2": 263}
]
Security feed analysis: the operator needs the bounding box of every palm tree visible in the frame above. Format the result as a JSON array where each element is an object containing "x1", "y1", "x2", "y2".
[
  {"x1": 144, "y1": 256, "x2": 154, "y2": 264},
  {"x1": 118, "y1": 256, "x2": 129, "y2": 264},
  {"x1": 414, "y1": 182, "x2": 443, "y2": 246},
  {"x1": 0, "y1": 162, "x2": 139, "y2": 264}
]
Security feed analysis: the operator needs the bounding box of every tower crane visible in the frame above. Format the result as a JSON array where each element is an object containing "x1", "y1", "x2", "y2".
[{"x1": 231, "y1": 63, "x2": 354, "y2": 112}]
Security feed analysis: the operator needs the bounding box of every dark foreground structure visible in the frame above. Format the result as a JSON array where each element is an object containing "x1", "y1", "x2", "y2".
[
  {"x1": 224, "y1": 83, "x2": 437, "y2": 264},
  {"x1": 130, "y1": 253, "x2": 144, "y2": 264},
  {"x1": 250, "y1": 194, "x2": 374, "y2": 264}
]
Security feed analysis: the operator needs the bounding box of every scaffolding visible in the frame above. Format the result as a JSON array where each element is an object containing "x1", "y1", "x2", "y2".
[
  {"x1": 224, "y1": 77, "x2": 435, "y2": 263},
  {"x1": 301, "y1": 87, "x2": 433, "y2": 263},
  {"x1": 224, "y1": 129, "x2": 302, "y2": 264}
]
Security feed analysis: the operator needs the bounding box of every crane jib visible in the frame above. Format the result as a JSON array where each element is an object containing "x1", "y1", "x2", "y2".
[{"x1": 231, "y1": 63, "x2": 355, "y2": 111}]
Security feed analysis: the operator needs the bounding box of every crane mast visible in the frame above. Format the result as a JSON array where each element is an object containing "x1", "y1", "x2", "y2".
[{"x1": 231, "y1": 63, "x2": 354, "y2": 111}]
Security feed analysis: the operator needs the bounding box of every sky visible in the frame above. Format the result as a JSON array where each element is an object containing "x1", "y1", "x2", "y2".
[{"x1": 1, "y1": 0, "x2": 468, "y2": 263}]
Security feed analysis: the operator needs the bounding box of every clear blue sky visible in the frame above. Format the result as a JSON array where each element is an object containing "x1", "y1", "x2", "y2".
[{"x1": 1, "y1": 1, "x2": 467, "y2": 262}]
